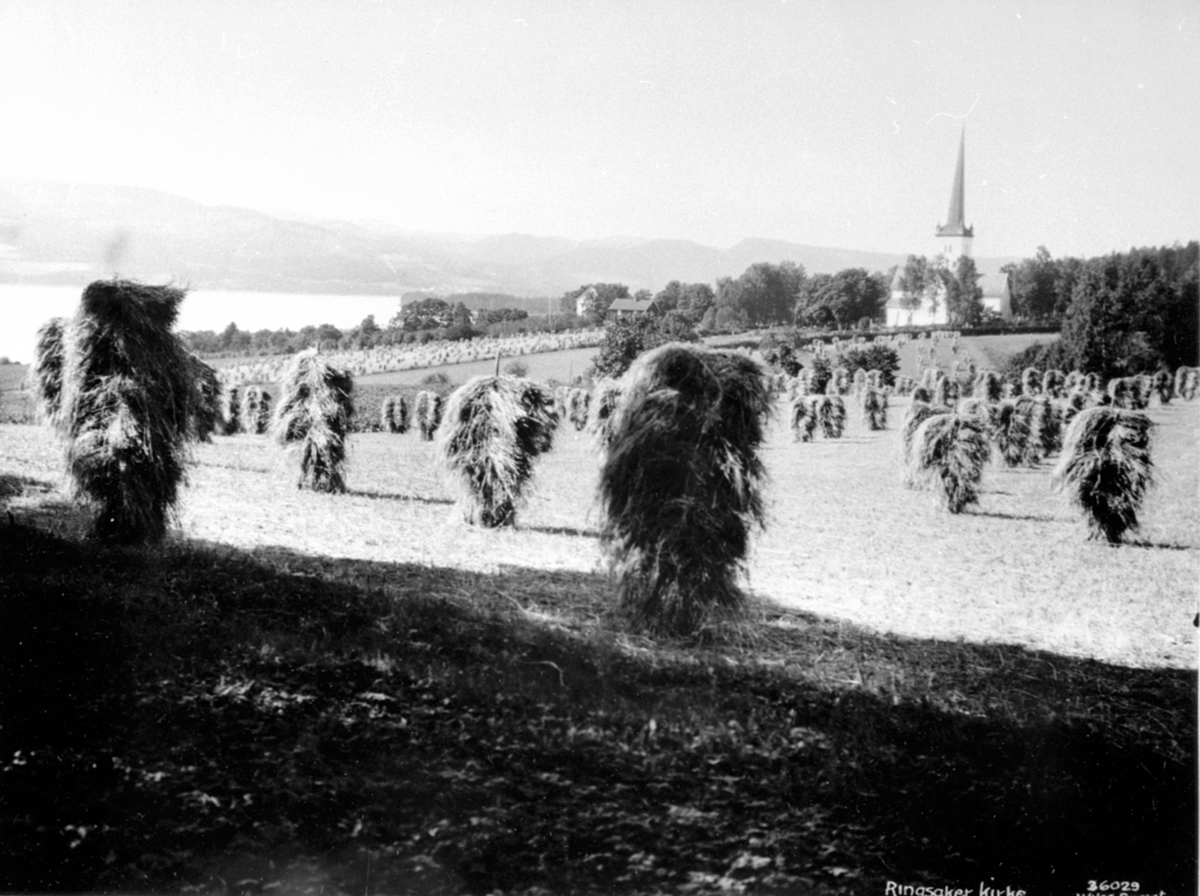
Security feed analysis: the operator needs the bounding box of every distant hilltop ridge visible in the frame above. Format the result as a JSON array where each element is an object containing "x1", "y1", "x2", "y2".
[{"x1": 0, "y1": 178, "x2": 1012, "y2": 299}]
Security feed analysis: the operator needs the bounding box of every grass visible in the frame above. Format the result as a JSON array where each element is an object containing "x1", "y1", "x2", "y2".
[{"x1": 1, "y1": 340, "x2": 1197, "y2": 894}]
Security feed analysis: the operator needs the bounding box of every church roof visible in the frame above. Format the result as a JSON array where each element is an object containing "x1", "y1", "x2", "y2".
[{"x1": 936, "y1": 128, "x2": 974, "y2": 238}]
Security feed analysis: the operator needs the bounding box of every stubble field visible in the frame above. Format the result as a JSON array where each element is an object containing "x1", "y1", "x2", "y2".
[{"x1": 4, "y1": 388, "x2": 1194, "y2": 668}]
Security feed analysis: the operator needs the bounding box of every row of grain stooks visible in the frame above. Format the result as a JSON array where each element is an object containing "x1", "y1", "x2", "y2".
[{"x1": 28, "y1": 280, "x2": 1197, "y2": 634}]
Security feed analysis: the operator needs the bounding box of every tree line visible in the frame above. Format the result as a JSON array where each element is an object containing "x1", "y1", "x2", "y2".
[{"x1": 1009, "y1": 242, "x2": 1198, "y2": 379}]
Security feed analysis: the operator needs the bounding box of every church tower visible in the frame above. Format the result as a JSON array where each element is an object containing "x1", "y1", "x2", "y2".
[{"x1": 935, "y1": 127, "x2": 974, "y2": 262}]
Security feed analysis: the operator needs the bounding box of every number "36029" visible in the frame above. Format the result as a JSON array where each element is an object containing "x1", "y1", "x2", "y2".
[{"x1": 1087, "y1": 883, "x2": 1139, "y2": 893}]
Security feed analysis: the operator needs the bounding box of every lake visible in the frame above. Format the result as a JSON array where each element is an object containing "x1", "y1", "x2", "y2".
[{"x1": 0, "y1": 284, "x2": 401, "y2": 364}]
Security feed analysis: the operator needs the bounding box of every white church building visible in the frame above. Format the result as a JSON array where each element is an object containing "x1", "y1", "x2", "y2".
[{"x1": 885, "y1": 129, "x2": 1013, "y2": 327}]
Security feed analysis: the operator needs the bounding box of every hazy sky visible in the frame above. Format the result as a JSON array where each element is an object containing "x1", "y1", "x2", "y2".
[{"x1": 1, "y1": 0, "x2": 1196, "y2": 260}]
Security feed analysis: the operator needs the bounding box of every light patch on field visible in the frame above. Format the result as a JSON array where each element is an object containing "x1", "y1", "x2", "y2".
[{"x1": 2, "y1": 394, "x2": 1196, "y2": 669}]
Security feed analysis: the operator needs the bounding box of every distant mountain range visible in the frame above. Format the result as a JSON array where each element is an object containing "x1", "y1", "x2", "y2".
[{"x1": 0, "y1": 178, "x2": 1012, "y2": 303}]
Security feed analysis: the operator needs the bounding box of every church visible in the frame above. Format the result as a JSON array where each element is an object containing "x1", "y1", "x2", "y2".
[{"x1": 885, "y1": 129, "x2": 1013, "y2": 327}]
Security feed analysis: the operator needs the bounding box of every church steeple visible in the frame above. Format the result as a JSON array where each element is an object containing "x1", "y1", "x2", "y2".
[{"x1": 936, "y1": 127, "x2": 973, "y2": 260}]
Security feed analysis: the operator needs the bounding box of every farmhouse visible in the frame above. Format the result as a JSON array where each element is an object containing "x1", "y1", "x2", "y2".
[
  {"x1": 574, "y1": 286, "x2": 598, "y2": 317},
  {"x1": 607, "y1": 295, "x2": 660, "y2": 319},
  {"x1": 886, "y1": 128, "x2": 1013, "y2": 327}
]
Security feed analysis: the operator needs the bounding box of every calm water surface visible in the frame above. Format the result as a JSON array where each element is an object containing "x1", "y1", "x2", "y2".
[{"x1": 1, "y1": 283, "x2": 400, "y2": 363}]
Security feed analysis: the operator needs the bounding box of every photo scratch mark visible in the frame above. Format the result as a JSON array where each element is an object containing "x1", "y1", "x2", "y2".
[{"x1": 926, "y1": 92, "x2": 980, "y2": 125}]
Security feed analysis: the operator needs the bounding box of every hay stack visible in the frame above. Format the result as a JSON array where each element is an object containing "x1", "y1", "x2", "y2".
[
  {"x1": 241, "y1": 386, "x2": 263, "y2": 434},
  {"x1": 1182, "y1": 368, "x2": 1199, "y2": 401},
  {"x1": 600, "y1": 343, "x2": 770, "y2": 636},
  {"x1": 567, "y1": 388, "x2": 591, "y2": 431},
  {"x1": 381, "y1": 394, "x2": 410, "y2": 434},
  {"x1": 817, "y1": 394, "x2": 846, "y2": 438},
  {"x1": 1107, "y1": 377, "x2": 1139, "y2": 410},
  {"x1": 588, "y1": 378, "x2": 623, "y2": 452},
  {"x1": 272, "y1": 348, "x2": 355, "y2": 493},
  {"x1": 1053, "y1": 407, "x2": 1154, "y2": 544},
  {"x1": 186, "y1": 354, "x2": 220, "y2": 441},
  {"x1": 415, "y1": 390, "x2": 443, "y2": 441},
  {"x1": 553, "y1": 385, "x2": 570, "y2": 419},
  {"x1": 1031, "y1": 396, "x2": 1063, "y2": 457},
  {"x1": 790, "y1": 395, "x2": 817, "y2": 442},
  {"x1": 1062, "y1": 388, "x2": 1090, "y2": 427},
  {"x1": 852, "y1": 368, "x2": 867, "y2": 395},
  {"x1": 1021, "y1": 367, "x2": 1041, "y2": 397},
  {"x1": 1150, "y1": 370, "x2": 1172, "y2": 405},
  {"x1": 910, "y1": 412, "x2": 990, "y2": 513},
  {"x1": 1041, "y1": 369, "x2": 1065, "y2": 398},
  {"x1": 956, "y1": 397, "x2": 996, "y2": 429},
  {"x1": 933, "y1": 375, "x2": 959, "y2": 408},
  {"x1": 861, "y1": 387, "x2": 887, "y2": 431},
  {"x1": 992, "y1": 398, "x2": 1037, "y2": 467},
  {"x1": 438, "y1": 375, "x2": 558, "y2": 527},
  {"x1": 828, "y1": 366, "x2": 850, "y2": 396},
  {"x1": 974, "y1": 370, "x2": 1002, "y2": 403},
  {"x1": 900, "y1": 401, "x2": 948, "y2": 488},
  {"x1": 221, "y1": 385, "x2": 242, "y2": 435},
  {"x1": 33, "y1": 317, "x2": 68, "y2": 425},
  {"x1": 253, "y1": 389, "x2": 272, "y2": 435},
  {"x1": 58, "y1": 279, "x2": 196, "y2": 543}
]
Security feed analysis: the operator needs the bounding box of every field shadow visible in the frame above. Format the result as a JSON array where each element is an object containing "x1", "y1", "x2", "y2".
[
  {"x1": 197, "y1": 461, "x2": 275, "y2": 474},
  {"x1": 969, "y1": 509, "x2": 1062, "y2": 523},
  {"x1": 517, "y1": 523, "x2": 601, "y2": 538},
  {"x1": 1, "y1": 521, "x2": 1195, "y2": 894},
  {"x1": 345, "y1": 487, "x2": 454, "y2": 506},
  {"x1": 1125, "y1": 539, "x2": 1197, "y2": 552}
]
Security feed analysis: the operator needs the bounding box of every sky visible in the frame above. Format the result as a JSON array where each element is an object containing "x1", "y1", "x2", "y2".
[{"x1": 1, "y1": 0, "x2": 1197, "y2": 266}]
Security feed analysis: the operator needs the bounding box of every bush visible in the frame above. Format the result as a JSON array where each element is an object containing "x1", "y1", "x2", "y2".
[{"x1": 838, "y1": 344, "x2": 900, "y2": 387}]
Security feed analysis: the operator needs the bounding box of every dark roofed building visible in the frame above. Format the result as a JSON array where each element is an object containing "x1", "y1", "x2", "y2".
[{"x1": 607, "y1": 296, "x2": 659, "y2": 319}]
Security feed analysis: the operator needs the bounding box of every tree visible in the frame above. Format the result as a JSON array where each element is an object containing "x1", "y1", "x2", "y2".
[
  {"x1": 796, "y1": 268, "x2": 888, "y2": 329},
  {"x1": 944, "y1": 255, "x2": 985, "y2": 327},
  {"x1": 219, "y1": 321, "x2": 241, "y2": 351},
  {"x1": 1004, "y1": 246, "x2": 1058, "y2": 320},
  {"x1": 314, "y1": 323, "x2": 343, "y2": 350},
  {"x1": 896, "y1": 256, "x2": 929, "y2": 314},
  {"x1": 653, "y1": 281, "x2": 716, "y2": 325},
  {"x1": 734, "y1": 262, "x2": 807, "y2": 327},
  {"x1": 1060, "y1": 252, "x2": 1166, "y2": 379},
  {"x1": 590, "y1": 314, "x2": 699, "y2": 380}
]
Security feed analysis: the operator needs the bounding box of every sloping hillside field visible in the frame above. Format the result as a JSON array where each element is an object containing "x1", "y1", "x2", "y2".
[{"x1": 1, "y1": 365, "x2": 1196, "y2": 893}]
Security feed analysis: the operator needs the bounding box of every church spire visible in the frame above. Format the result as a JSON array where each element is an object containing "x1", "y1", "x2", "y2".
[
  {"x1": 937, "y1": 127, "x2": 972, "y2": 238},
  {"x1": 935, "y1": 127, "x2": 973, "y2": 260}
]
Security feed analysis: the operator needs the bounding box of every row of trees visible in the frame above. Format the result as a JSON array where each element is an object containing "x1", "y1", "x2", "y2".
[
  {"x1": 562, "y1": 263, "x2": 892, "y2": 332},
  {"x1": 1008, "y1": 243, "x2": 1198, "y2": 380}
]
